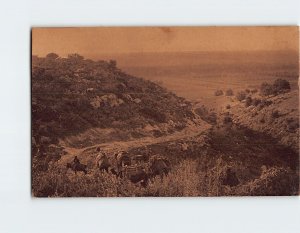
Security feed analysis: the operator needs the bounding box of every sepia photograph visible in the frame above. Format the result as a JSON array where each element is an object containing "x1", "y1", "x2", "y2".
[{"x1": 31, "y1": 26, "x2": 299, "y2": 197}]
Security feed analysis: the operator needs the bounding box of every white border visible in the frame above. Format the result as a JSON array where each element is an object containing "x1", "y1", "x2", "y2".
[{"x1": 0, "y1": 1, "x2": 299, "y2": 233}]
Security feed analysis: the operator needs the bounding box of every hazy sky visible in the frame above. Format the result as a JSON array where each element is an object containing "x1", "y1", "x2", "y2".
[{"x1": 32, "y1": 26, "x2": 299, "y2": 56}]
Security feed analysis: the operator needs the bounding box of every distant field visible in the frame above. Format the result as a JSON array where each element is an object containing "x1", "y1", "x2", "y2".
[{"x1": 118, "y1": 51, "x2": 299, "y2": 101}]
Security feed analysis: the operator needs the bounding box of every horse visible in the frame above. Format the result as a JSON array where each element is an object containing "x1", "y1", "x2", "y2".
[
  {"x1": 118, "y1": 165, "x2": 149, "y2": 187},
  {"x1": 149, "y1": 156, "x2": 171, "y2": 179},
  {"x1": 132, "y1": 154, "x2": 148, "y2": 165},
  {"x1": 66, "y1": 162, "x2": 87, "y2": 174},
  {"x1": 116, "y1": 152, "x2": 131, "y2": 167},
  {"x1": 95, "y1": 152, "x2": 111, "y2": 172}
]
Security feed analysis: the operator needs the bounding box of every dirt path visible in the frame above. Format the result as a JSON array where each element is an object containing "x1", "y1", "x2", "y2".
[{"x1": 58, "y1": 115, "x2": 210, "y2": 165}]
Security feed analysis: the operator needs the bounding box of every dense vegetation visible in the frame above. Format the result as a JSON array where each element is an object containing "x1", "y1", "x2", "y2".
[
  {"x1": 260, "y1": 78, "x2": 291, "y2": 96},
  {"x1": 33, "y1": 124, "x2": 299, "y2": 197}
]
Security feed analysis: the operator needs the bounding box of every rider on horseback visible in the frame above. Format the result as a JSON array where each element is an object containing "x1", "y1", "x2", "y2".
[
  {"x1": 66, "y1": 156, "x2": 87, "y2": 174},
  {"x1": 96, "y1": 147, "x2": 110, "y2": 172}
]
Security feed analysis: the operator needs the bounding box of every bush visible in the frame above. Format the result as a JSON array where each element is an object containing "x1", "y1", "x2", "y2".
[
  {"x1": 140, "y1": 107, "x2": 167, "y2": 123},
  {"x1": 261, "y1": 99, "x2": 272, "y2": 106},
  {"x1": 145, "y1": 159, "x2": 202, "y2": 197},
  {"x1": 286, "y1": 118, "x2": 299, "y2": 133},
  {"x1": 195, "y1": 106, "x2": 217, "y2": 124},
  {"x1": 273, "y1": 79, "x2": 291, "y2": 93},
  {"x1": 32, "y1": 157, "x2": 299, "y2": 197},
  {"x1": 251, "y1": 89, "x2": 258, "y2": 94},
  {"x1": 207, "y1": 112, "x2": 217, "y2": 124},
  {"x1": 223, "y1": 115, "x2": 232, "y2": 124},
  {"x1": 260, "y1": 79, "x2": 291, "y2": 96},
  {"x1": 226, "y1": 104, "x2": 231, "y2": 109},
  {"x1": 260, "y1": 82, "x2": 275, "y2": 96},
  {"x1": 234, "y1": 166, "x2": 299, "y2": 196},
  {"x1": 46, "y1": 53, "x2": 59, "y2": 60},
  {"x1": 225, "y1": 89, "x2": 234, "y2": 96},
  {"x1": 245, "y1": 96, "x2": 253, "y2": 107},
  {"x1": 214, "y1": 90, "x2": 224, "y2": 96},
  {"x1": 259, "y1": 117, "x2": 265, "y2": 123},
  {"x1": 236, "y1": 91, "x2": 247, "y2": 101},
  {"x1": 252, "y1": 98, "x2": 261, "y2": 106},
  {"x1": 32, "y1": 159, "x2": 204, "y2": 197},
  {"x1": 271, "y1": 110, "x2": 280, "y2": 118},
  {"x1": 257, "y1": 99, "x2": 272, "y2": 110}
]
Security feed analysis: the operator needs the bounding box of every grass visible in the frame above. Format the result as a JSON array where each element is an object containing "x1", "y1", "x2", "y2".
[
  {"x1": 32, "y1": 159, "x2": 202, "y2": 197},
  {"x1": 145, "y1": 159, "x2": 202, "y2": 197},
  {"x1": 32, "y1": 155, "x2": 299, "y2": 197}
]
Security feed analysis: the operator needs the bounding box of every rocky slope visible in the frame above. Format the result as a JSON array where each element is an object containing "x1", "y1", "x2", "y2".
[
  {"x1": 32, "y1": 54, "x2": 201, "y2": 170},
  {"x1": 228, "y1": 90, "x2": 299, "y2": 152}
]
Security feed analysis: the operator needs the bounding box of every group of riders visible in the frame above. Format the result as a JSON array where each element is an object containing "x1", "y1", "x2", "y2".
[{"x1": 67, "y1": 146, "x2": 171, "y2": 185}]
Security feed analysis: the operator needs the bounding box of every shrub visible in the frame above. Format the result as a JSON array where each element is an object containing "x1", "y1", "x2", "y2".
[
  {"x1": 261, "y1": 99, "x2": 272, "y2": 106},
  {"x1": 286, "y1": 118, "x2": 299, "y2": 133},
  {"x1": 226, "y1": 104, "x2": 231, "y2": 109},
  {"x1": 214, "y1": 90, "x2": 224, "y2": 96},
  {"x1": 32, "y1": 159, "x2": 205, "y2": 197},
  {"x1": 251, "y1": 89, "x2": 258, "y2": 94},
  {"x1": 68, "y1": 53, "x2": 84, "y2": 61},
  {"x1": 273, "y1": 79, "x2": 291, "y2": 94},
  {"x1": 225, "y1": 89, "x2": 234, "y2": 96},
  {"x1": 245, "y1": 89, "x2": 250, "y2": 94},
  {"x1": 245, "y1": 96, "x2": 253, "y2": 107},
  {"x1": 32, "y1": 158, "x2": 299, "y2": 197},
  {"x1": 260, "y1": 79, "x2": 291, "y2": 96},
  {"x1": 260, "y1": 82, "x2": 275, "y2": 96},
  {"x1": 252, "y1": 98, "x2": 261, "y2": 106},
  {"x1": 223, "y1": 115, "x2": 232, "y2": 124},
  {"x1": 259, "y1": 117, "x2": 265, "y2": 123},
  {"x1": 139, "y1": 107, "x2": 167, "y2": 123},
  {"x1": 257, "y1": 99, "x2": 272, "y2": 110},
  {"x1": 195, "y1": 106, "x2": 217, "y2": 124},
  {"x1": 145, "y1": 159, "x2": 202, "y2": 197},
  {"x1": 234, "y1": 166, "x2": 299, "y2": 196},
  {"x1": 153, "y1": 130, "x2": 163, "y2": 137},
  {"x1": 46, "y1": 53, "x2": 59, "y2": 60},
  {"x1": 271, "y1": 110, "x2": 280, "y2": 118},
  {"x1": 236, "y1": 91, "x2": 246, "y2": 101}
]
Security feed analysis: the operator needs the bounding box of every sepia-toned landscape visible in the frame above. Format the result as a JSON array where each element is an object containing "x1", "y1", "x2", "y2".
[{"x1": 31, "y1": 27, "x2": 299, "y2": 197}]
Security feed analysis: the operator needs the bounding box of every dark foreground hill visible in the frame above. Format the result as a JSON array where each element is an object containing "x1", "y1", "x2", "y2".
[{"x1": 32, "y1": 54, "x2": 196, "y2": 170}]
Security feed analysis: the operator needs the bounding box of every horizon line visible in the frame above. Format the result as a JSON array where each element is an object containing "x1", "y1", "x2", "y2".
[{"x1": 32, "y1": 49, "x2": 298, "y2": 58}]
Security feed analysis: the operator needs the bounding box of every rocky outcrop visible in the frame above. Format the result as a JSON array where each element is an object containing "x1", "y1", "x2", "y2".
[{"x1": 90, "y1": 94, "x2": 124, "y2": 109}]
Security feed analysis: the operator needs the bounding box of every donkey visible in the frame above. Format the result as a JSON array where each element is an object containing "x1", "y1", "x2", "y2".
[
  {"x1": 149, "y1": 156, "x2": 171, "y2": 179},
  {"x1": 66, "y1": 162, "x2": 87, "y2": 174}
]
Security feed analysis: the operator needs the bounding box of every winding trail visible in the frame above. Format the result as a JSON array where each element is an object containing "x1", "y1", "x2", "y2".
[
  {"x1": 58, "y1": 114, "x2": 210, "y2": 166},
  {"x1": 58, "y1": 114, "x2": 211, "y2": 164}
]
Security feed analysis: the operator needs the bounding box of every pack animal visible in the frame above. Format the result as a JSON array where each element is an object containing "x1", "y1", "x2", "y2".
[
  {"x1": 66, "y1": 162, "x2": 87, "y2": 174},
  {"x1": 95, "y1": 153, "x2": 111, "y2": 172},
  {"x1": 115, "y1": 152, "x2": 131, "y2": 172},
  {"x1": 95, "y1": 147, "x2": 113, "y2": 172},
  {"x1": 119, "y1": 165, "x2": 148, "y2": 187},
  {"x1": 149, "y1": 156, "x2": 171, "y2": 178}
]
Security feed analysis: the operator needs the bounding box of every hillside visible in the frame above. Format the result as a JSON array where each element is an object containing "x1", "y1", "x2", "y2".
[
  {"x1": 32, "y1": 54, "x2": 198, "y2": 170},
  {"x1": 31, "y1": 53, "x2": 299, "y2": 197},
  {"x1": 228, "y1": 90, "x2": 299, "y2": 152}
]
